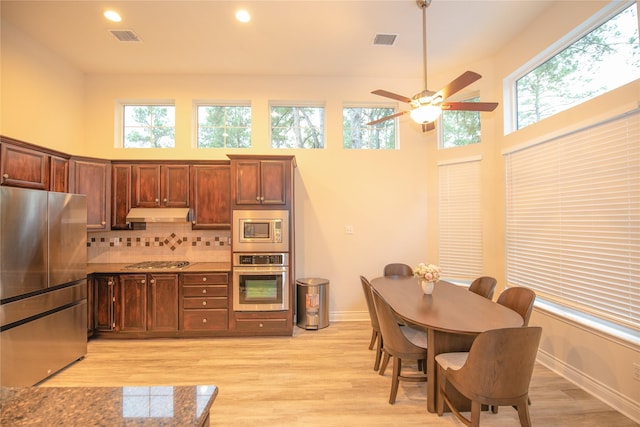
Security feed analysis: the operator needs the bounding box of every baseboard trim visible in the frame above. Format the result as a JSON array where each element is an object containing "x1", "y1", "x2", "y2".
[
  {"x1": 329, "y1": 311, "x2": 368, "y2": 323},
  {"x1": 537, "y1": 349, "x2": 640, "y2": 424}
]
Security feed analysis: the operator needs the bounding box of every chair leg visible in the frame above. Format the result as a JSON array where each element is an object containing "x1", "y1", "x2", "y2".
[
  {"x1": 470, "y1": 400, "x2": 481, "y2": 427},
  {"x1": 516, "y1": 399, "x2": 532, "y2": 427},
  {"x1": 389, "y1": 357, "x2": 401, "y2": 404},
  {"x1": 379, "y1": 351, "x2": 390, "y2": 376},
  {"x1": 368, "y1": 329, "x2": 378, "y2": 350},
  {"x1": 373, "y1": 334, "x2": 383, "y2": 371}
]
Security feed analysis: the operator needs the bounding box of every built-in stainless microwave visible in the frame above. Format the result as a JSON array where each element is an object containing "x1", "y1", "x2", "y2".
[{"x1": 232, "y1": 210, "x2": 289, "y2": 252}]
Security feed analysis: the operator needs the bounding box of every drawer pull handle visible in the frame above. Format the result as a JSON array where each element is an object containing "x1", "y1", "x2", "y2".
[
  {"x1": 202, "y1": 301, "x2": 207, "y2": 306},
  {"x1": 202, "y1": 289, "x2": 207, "y2": 294},
  {"x1": 259, "y1": 322, "x2": 264, "y2": 328},
  {"x1": 202, "y1": 277, "x2": 207, "y2": 282},
  {"x1": 202, "y1": 318, "x2": 207, "y2": 323}
]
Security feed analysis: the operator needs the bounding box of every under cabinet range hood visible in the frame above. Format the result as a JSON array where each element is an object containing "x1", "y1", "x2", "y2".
[{"x1": 125, "y1": 208, "x2": 191, "y2": 223}]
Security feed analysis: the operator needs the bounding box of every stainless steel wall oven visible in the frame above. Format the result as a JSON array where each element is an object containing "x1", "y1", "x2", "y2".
[{"x1": 233, "y1": 253, "x2": 289, "y2": 311}]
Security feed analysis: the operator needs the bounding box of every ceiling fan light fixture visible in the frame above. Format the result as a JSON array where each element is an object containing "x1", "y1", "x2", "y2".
[{"x1": 410, "y1": 105, "x2": 441, "y2": 124}]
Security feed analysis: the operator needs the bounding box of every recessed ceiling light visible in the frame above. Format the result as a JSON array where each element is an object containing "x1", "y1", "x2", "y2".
[
  {"x1": 235, "y1": 9, "x2": 251, "y2": 23},
  {"x1": 104, "y1": 10, "x2": 122, "y2": 23}
]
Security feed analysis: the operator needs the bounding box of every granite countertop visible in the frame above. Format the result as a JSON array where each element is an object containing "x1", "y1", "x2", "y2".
[
  {"x1": 0, "y1": 385, "x2": 218, "y2": 426},
  {"x1": 87, "y1": 262, "x2": 231, "y2": 274}
]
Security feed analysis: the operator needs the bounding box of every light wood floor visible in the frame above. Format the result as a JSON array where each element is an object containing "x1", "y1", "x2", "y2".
[{"x1": 43, "y1": 321, "x2": 637, "y2": 427}]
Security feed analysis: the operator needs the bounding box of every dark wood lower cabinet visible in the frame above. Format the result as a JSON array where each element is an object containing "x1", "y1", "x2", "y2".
[
  {"x1": 148, "y1": 274, "x2": 179, "y2": 332},
  {"x1": 91, "y1": 271, "x2": 293, "y2": 338}
]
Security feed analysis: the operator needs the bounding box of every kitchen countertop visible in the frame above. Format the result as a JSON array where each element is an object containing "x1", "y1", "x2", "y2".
[
  {"x1": 0, "y1": 385, "x2": 218, "y2": 426},
  {"x1": 87, "y1": 262, "x2": 231, "y2": 274}
]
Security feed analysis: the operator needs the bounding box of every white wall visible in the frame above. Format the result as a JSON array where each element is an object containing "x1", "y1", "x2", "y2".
[{"x1": 0, "y1": 20, "x2": 84, "y2": 153}]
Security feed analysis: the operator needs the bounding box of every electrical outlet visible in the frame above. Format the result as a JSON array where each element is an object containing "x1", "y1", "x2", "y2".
[
  {"x1": 344, "y1": 225, "x2": 354, "y2": 235},
  {"x1": 633, "y1": 363, "x2": 640, "y2": 382}
]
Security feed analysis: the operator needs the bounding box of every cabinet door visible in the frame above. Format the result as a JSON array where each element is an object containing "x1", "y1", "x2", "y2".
[
  {"x1": 111, "y1": 164, "x2": 132, "y2": 229},
  {"x1": 133, "y1": 164, "x2": 161, "y2": 207},
  {"x1": 260, "y1": 160, "x2": 286, "y2": 205},
  {"x1": 162, "y1": 164, "x2": 189, "y2": 207},
  {"x1": 50, "y1": 155, "x2": 69, "y2": 193},
  {"x1": 0, "y1": 143, "x2": 49, "y2": 190},
  {"x1": 234, "y1": 160, "x2": 261, "y2": 205},
  {"x1": 70, "y1": 158, "x2": 110, "y2": 231},
  {"x1": 119, "y1": 274, "x2": 147, "y2": 332},
  {"x1": 94, "y1": 275, "x2": 116, "y2": 331},
  {"x1": 148, "y1": 274, "x2": 179, "y2": 331},
  {"x1": 190, "y1": 164, "x2": 231, "y2": 229}
]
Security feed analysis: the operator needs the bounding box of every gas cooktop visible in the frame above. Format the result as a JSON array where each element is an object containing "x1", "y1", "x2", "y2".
[{"x1": 124, "y1": 260, "x2": 190, "y2": 270}]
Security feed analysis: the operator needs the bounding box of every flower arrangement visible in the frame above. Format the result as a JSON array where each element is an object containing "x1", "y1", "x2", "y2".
[{"x1": 414, "y1": 263, "x2": 441, "y2": 283}]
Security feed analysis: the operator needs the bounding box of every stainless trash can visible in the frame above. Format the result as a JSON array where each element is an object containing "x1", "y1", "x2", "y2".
[{"x1": 296, "y1": 278, "x2": 329, "y2": 330}]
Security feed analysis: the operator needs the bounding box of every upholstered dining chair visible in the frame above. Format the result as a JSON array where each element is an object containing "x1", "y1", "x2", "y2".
[
  {"x1": 435, "y1": 326, "x2": 542, "y2": 427},
  {"x1": 468, "y1": 276, "x2": 497, "y2": 300},
  {"x1": 383, "y1": 263, "x2": 413, "y2": 277},
  {"x1": 496, "y1": 286, "x2": 536, "y2": 326},
  {"x1": 371, "y1": 287, "x2": 427, "y2": 404},
  {"x1": 360, "y1": 276, "x2": 385, "y2": 371}
]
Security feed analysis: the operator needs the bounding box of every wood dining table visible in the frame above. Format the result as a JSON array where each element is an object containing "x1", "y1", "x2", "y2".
[{"x1": 370, "y1": 276, "x2": 524, "y2": 413}]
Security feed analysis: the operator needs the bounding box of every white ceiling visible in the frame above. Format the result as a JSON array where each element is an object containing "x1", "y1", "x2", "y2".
[{"x1": 1, "y1": 0, "x2": 554, "y2": 79}]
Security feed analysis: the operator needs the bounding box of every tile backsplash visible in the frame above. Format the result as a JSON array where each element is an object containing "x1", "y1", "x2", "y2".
[{"x1": 87, "y1": 223, "x2": 230, "y2": 264}]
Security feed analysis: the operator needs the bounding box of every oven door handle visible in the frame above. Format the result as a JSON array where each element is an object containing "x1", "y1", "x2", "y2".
[{"x1": 233, "y1": 266, "x2": 288, "y2": 273}]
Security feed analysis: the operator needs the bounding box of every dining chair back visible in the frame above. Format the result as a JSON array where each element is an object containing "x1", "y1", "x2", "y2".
[
  {"x1": 468, "y1": 276, "x2": 497, "y2": 300},
  {"x1": 496, "y1": 286, "x2": 536, "y2": 326},
  {"x1": 383, "y1": 263, "x2": 413, "y2": 277},
  {"x1": 371, "y1": 287, "x2": 427, "y2": 404},
  {"x1": 360, "y1": 276, "x2": 384, "y2": 371},
  {"x1": 436, "y1": 326, "x2": 542, "y2": 427}
]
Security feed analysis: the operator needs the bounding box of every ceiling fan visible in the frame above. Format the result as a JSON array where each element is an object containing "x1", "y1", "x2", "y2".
[{"x1": 368, "y1": 0, "x2": 498, "y2": 132}]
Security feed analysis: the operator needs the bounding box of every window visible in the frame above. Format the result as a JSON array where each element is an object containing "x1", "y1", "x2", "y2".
[
  {"x1": 504, "y1": 109, "x2": 640, "y2": 335},
  {"x1": 440, "y1": 96, "x2": 481, "y2": 149},
  {"x1": 122, "y1": 104, "x2": 175, "y2": 148},
  {"x1": 270, "y1": 104, "x2": 324, "y2": 149},
  {"x1": 438, "y1": 158, "x2": 483, "y2": 280},
  {"x1": 196, "y1": 104, "x2": 251, "y2": 148},
  {"x1": 343, "y1": 106, "x2": 397, "y2": 149},
  {"x1": 508, "y1": 1, "x2": 639, "y2": 131}
]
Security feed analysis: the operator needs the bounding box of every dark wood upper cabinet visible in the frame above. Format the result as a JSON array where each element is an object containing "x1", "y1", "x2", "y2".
[
  {"x1": 50, "y1": 155, "x2": 69, "y2": 193},
  {"x1": 111, "y1": 164, "x2": 132, "y2": 229},
  {"x1": 132, "y1": 163, "x2": 189, "y2": 208},
  {"x1": 229, "y1": 156, "x2": 294, "y2": 208},
  {"x1": 69, "y1": 157, "x2": 111, "y2": 231},
  {"x1": 1, "y1": 142, "x2": 50, "y2": 190},
  {"x1": 190, "y1": 164, "x2": 231, "y2": 229}
]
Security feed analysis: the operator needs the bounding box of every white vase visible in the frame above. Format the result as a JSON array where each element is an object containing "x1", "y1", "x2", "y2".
[{"x1": 420, "y1": 280, "x2": 434, "y2": 295}]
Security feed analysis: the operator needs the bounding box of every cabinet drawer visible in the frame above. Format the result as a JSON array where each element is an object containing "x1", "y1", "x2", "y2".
[
  {"x1": 182, "y1": 310, "x2": 228, "y2": 330},
  {"x1": 183, "y1": 285, "x2": 227, "y2": 297},
  {"x1": 182, "y1": 273, "x2": 228, "y2": 285},
  {"x1": 235, "y1": 318, "x2": 288, "y2": 332},
  {"x1": 183, "y1": 297, "x2": 227, "y2": 309}
]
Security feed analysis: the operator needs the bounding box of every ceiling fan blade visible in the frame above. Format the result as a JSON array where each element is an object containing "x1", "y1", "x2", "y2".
[
  {"x1": 371, "y1": 90, "x2": 412, "y2": 104},
  {"x1": 422, "y1": 122, "x2": 436, "y2": 132},
  {"x1": 441, "y1": 102, "x2": 499, "y2": 112},
  {"x1": 435, "y1": 71, "x2": 482, "y2": 101},
  {"x1": 367, "y1": 111, "x2": 408, "y2": 125}
]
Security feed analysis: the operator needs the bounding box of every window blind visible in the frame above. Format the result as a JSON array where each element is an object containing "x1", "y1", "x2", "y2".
[
  {"x1": 504, "y1": 109, "x2": 640, "y2": 331},
  {"x1": 438, "y1": 159, "x2": 483, "y2": 280}
]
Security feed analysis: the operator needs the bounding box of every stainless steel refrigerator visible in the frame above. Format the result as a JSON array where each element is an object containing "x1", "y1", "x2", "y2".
[{"x1": 0, "y1": 187, "x2": 87, "y2": 386}]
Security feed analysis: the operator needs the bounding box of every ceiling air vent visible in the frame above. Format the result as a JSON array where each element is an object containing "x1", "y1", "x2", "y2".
[
  {"x1": 373, "y1": 33, "x2": 397, "y2": 46},
  {"x1": 109, "y1": 29, "x2": 142, "y2": 42}
]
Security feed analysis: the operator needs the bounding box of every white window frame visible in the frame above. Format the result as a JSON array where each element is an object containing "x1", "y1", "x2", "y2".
[
  {"x1": 438, "y1": 91, "x2": 481, "y2": 150},
  {"x1": 269, "y1": 101, "x2": 325, "y2": 149},
  {"x1": 115, "y1": 99, "x2": 175, "y2": 148},
  {"x1": 193, "y1": 100, "x2": 252, "y2": 149},
  {"x1": 503, "y1": 0, "x2": 638, "y2": 134},
  {"x1": 342, "y1": 103, "x2": 399, "y2": 150}
]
